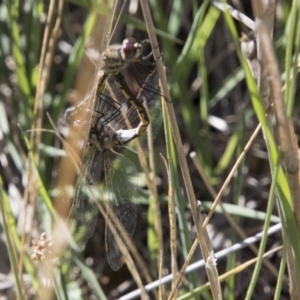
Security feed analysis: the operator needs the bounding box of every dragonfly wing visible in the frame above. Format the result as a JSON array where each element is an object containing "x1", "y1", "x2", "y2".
[
  {"x1": 104, "y1": 152, "x2": 137, "y2": 271},
  {"x1": 68, "y1": 147, "x2": 102, "y2": 249},
  {"x1": 137, "y1": 69, "x2": 163, "y2": 142}
]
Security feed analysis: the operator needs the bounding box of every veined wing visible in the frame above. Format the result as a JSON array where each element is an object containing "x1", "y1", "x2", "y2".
[
  {"x1": 103, "y1": 150, "x2": 137, "y2": 271},
  {"x1": 100, "y1": 69, "x2": 166, "y2": 270},
  {"x1": 67, "y1": 80, "x2": 128, "y2": 249},
  {"x1": 68, "y1": 146, "x2": 102, "y2": 249}
]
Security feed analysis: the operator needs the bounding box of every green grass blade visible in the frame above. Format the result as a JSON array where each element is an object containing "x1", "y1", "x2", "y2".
[{"x1": 245, "y1": 153, "x2": 280, "y2": 299}]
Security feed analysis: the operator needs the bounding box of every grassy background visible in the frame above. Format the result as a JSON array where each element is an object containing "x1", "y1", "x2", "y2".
[{"x1": 0, "y1": 0, "x2": 299, "y2": 299}]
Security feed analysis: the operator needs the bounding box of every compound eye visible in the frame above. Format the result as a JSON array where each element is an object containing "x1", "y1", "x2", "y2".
[{"x1": 122, "y1": 37, "x2": 140, "y2": 59}]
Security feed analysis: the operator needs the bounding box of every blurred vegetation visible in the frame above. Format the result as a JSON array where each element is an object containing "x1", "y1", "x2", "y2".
[{"x1": 0, "y1": 0, "x2": 299, "y2": 299}]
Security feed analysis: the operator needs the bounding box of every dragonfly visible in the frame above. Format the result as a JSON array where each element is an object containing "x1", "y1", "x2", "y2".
[{"x1": 64, "y1": 38, "x2": 162, "y2": 271}]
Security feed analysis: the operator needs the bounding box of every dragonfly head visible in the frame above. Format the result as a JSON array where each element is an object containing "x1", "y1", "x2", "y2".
[{"x1": 121, "y1": 37, "x2": 143, "y2": 61}]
